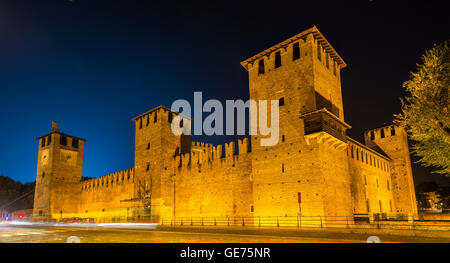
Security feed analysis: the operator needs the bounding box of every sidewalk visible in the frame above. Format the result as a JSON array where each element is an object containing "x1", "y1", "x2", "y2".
[{"x1": 156, "y1": 224, "x2": 450, "y2": 241}]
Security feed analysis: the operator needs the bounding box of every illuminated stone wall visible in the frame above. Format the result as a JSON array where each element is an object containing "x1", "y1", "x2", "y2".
[
  {"x1": 33, "y1": 26, "x2": 417, "y2": 225},
  {"x1": 364, "y1": 125, "x2": 418, "y2": 217},
  {"x1": 241, "y1": 26, "x2": 353, "y2": 227},
  {"x1": 33, "y1": 123, "x2": 85, "y2": 219},
  {"x1": 348, "y1": 138, "x2": 396, "y2": 217},
  {"x1": 78, "y1": 169, "x2": 135, "y2": 220},
  {"x1": 169, "y1": 140, "x2": 253, "y2": 220}
]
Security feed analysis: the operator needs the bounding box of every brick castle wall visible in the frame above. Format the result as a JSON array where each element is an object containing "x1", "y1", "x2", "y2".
[{"x1": 33, "y1": 26, "x2": 418, "y2": 224}]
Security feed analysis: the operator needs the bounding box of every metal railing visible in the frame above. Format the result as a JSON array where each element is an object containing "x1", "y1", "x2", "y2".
[
  {"x1": 81, "y1": 214, "x2": 450, "y2": 232},
  {"x1": 156, "y1": 215, "x2": 450, "y2": 231},
  {"x1": 18, "y1": 205, "x2": 450, "y2": 232}
]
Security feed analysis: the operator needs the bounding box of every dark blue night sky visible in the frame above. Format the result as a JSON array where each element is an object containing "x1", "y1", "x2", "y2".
[{"x1": 0, "y1": 1, "x2": 449, "y2": 186}]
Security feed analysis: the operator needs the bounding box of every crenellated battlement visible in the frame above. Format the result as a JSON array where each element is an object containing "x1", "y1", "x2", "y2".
[
  {"x1": 241, "y1": 26, "x2": 346, "y2": 75},
  {"x1": 131, "y1": 105, "x2": 189, "y2": 133},
  {"x1": 81, "y1": 168, "x2": 134, "y2": 191},
  {"x1": 364, "y1": 125, "x2": 401, "y2": 143},
  {"x1": 191, "y1": 141, "x2": 214, "y2": 152},
  {"x1": 362, "y1": 124, "x2": 417, "y2": 216},
  {"x1": 132, "y1": 105, "x2": 171, "y2": 125},
  {"x1": 174, "y1": 138, "x2": 251, "y2": 171}
]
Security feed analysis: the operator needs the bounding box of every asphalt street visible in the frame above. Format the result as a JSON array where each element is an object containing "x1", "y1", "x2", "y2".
[{"x1": 1, "y1": 223, "x2": 449, "y2": 243}]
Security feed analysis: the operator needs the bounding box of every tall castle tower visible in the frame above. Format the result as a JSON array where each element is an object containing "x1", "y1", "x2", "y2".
[
  {"x1": 240, "y1": 26, "x2": 348, "y2": 150},
  {"x1": 33, "y1": 122, "x2": 85, "y2": 219},
  {"x1": 240, "y1": 26, "x2": 346, "y2": 124},
  {"x1": 364, "y1": 125, "x2": 418, "y2": 217},
  {"x1": 240, "y1": 26, "x2": 353, "y2": 224},
  {"x1": 132, "y1": 106, "x2": 191, "y2": 221}
]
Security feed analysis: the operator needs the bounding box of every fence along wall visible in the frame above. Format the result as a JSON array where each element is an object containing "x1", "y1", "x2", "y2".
[{"x1": 77, "y1": 168, "x2": 135, "y2": 219}]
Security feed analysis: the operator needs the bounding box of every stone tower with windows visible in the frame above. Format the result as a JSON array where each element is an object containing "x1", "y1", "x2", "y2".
[
  {"x1": 132, "y1": 106, "x2": 191, "y2": 221},
  {"x1": 240, "y1": 26, "x2": 347, "y2": 152},
  {"x1": 33, "y1": 121, "x2": 85, "y2": 219},
  {"x1": 364, "y1": 125, "x2": 418, "y2": 217},
  {"x1": 240, "y1": 26, "x2": 353, "y2": 224}
]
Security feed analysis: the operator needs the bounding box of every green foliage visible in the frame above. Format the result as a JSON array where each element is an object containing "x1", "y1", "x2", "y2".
[
  {"x1": 0, "y1": 175, "x2": 35, "y2": 212},
  {"x1": 395, "y1": 40, "x2": 450, "y2": 175}
]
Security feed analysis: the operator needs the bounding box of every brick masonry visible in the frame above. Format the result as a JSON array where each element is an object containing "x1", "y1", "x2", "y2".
[{"x1": 32, "y1": 26, "x2": 418, "y2": 225}]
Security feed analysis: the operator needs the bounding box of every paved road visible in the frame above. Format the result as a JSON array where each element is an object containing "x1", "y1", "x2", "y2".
[{"x1": 0, "y1": 224, "x2": 449, "y2": 243}]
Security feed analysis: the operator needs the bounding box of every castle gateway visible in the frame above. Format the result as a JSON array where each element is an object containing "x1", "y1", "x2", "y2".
[{"x1": 33, "y1": 26, "x2": 418, "y2": 226}]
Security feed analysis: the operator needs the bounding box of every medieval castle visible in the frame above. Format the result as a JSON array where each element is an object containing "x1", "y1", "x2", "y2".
[{"x1": 33, "y1": 26, "x2": 418, "y2": 226}]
